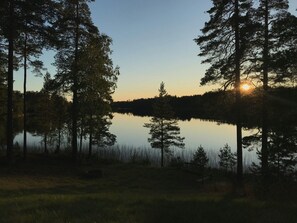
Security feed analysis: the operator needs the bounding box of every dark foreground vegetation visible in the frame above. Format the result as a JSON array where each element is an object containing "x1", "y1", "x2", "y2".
[
  {"x1": 0, "y1": 153, "x2": 296, "y2": 223},
  {"x1": 0, "y1": 0, "x2": 297, "y2": 221}
]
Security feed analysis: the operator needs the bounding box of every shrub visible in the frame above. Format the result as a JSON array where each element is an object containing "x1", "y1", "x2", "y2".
[
  {"x1": 191, "y1": 145, "x2": 209, "y2": 170},
  {"x1": 218, "y1": 144, "x2": 236, "y2": 172}
]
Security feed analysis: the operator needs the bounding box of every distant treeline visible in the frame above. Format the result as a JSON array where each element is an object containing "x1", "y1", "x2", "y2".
[{"x1": 113, "y1": 87, "x2": 297, "y2": 128}]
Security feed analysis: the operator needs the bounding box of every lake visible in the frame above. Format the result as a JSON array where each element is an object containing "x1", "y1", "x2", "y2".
[
  {"x1": 14, "y1": 112, "x2": 258, "y2": 167},
  {"x1": 109, "y1": 113, "x2": 257, "y2": 166}
]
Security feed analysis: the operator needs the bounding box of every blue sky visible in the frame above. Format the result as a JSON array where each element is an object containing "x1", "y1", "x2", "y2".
[
  {"x1": 90, "y1": 0, "x2": 213, "y2": 101},
  {"x1": 14, "y1": 0, "x2": 297, "y2": 101}
]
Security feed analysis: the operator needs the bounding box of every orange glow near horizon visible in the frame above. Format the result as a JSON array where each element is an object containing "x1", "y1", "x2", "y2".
[{"x1": 240, "y1": 83, "x2": 252, "y2": 92}]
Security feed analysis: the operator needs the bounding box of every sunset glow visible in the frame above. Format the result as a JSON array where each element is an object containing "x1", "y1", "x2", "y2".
[{"x1": 241, "y1": 83, "x2": 252, "y2": 92}]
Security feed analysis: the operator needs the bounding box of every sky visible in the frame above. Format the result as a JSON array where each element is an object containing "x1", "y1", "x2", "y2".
[
  {"x1": 14, "y1": 0, "x2": 297, "y2": 101},
  {"x1": 90, "y1": 0, "x2": 213, "y2": 101}
]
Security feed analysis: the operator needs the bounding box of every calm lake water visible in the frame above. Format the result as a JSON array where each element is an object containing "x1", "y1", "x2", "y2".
[
  {"x1": 109, "y1": 113, "x2": 257, "y2": 165},
  {"x1": 14, "y1": 112, "x2": 257, "y2": 166}
]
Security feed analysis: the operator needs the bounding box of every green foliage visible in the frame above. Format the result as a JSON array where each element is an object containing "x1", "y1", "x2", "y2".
[
  {"x1": 270, "y1": 14, "x2": 297, "y2": 85},
  {"x1": 191, "y1": 146, "x2": 209, "y2": 170},
  {"x1": 218, "y1": 144, "x2": 236, "y2": 172},
  {"x1": 144, "y1": 82, "x2": 185, "y2": 167},
  {"x1": 77, "y1": 34, "x2": 119, "y2": 152},
  {"x1": 195, "y1": 0, "x2": 253, "y2": 89},
  {"x1": 51, "y1": 0, "x2": 119, "y2": 157},
  {"x1": 247, "y1": 0, "x2": 291, "y2": 85},
  {"x1": 268, "y1": 130, "x2": 297, "y2": 177},
  {"x1": 25, "y1": 88, "x2": 69, "y2": 153},
  {"x1": 52, "y1": 0, "x2": 100, "y2": 157},
  {"x1": 248, "y1": 126, "x2": 297, "y2": 179}
]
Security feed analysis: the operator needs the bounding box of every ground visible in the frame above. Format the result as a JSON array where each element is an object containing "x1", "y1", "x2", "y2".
[{"x1": 0, "y1": 155, "x2": 296, "y2": 223}]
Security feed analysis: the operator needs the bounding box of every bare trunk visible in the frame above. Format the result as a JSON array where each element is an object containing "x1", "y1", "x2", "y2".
[
  {"x1": 7, "y1": 0, "x2": 15, "y2": 162},
  {"x1": 44, "y1": 133, "x2": 48, "y2": 153},
  {"x1": 79, "y1": 127, "x2": 83, "y2": 154},
  {"x1": 72, "y1": 0, "x2": 79, "y2": 161},
  {"x1": 234, "y1": 0, "x2": 243, "y2": 184},
  {"x1": 88, "y1": 132, "x2": 93, "y2": 158},
  {"x1": 57, "y1": 126, "x2": 61, "y2": 153},
  {"x1": 161, "y1": 119, "x2": 164, "y2": 167},
  {"x1": 261, "y1": 0, "x2": 269, "y2": 179},
  {"x1": 23, "y1": 31, "x2": 28, "y2": 160},
  {"x1": 88, "y1": 115, "x2": 93, "y2": 158}
]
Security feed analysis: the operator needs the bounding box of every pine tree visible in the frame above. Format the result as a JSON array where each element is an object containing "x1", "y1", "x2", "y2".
[
  {"x1": 269, "y1": 14, "x2": 297, "y2": 85},
  {"x1": 0, "y1": 0, "x2": 58, "y2": 162},
  {"x1": 77, "y1": 34, "x2": 119, "y2": 157},
  {"x1": 53, "y1": 0, "x2": 98, "y2": 161},
  {"x1": 144, "y1": 82, "x2": 184, "y2": 167},
  {"x1": 218, "y1": 144, "x2": 236, "y2": 172},
  {"x1": 191, "y1": 145, "x2": 209, "y2": 171},
  {"x1": 195, "y1": 0, "x2": 253, "y2": 183},
  {"x1": 14, "y1": 0, "x2": 58, "y2": 160},
  {"x1": 251, "y1": 0, "x2": 289, "y2": 179},
  {"x1": 6, "y1": 0, "x2": 15, "y2": 162}
]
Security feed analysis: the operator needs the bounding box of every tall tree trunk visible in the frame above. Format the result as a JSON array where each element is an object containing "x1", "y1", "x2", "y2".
[
  {"x1": 23, "y1": 31, "x2": 28, "y2": 160},
  {"x1": 44, "y1": 133, "x2": 48, "y2": 153},
  {"x1": 88, "y1": 133, "x2": 92, "y2": 158},
  {"x1": 161, "y1": 119, "x2": 164, "y2": 167},
  {"x1": 7, "y1": 0, "x2": 15, "y2": 162},
  {"x1": 79, "y1": 127, "x2": 83, "y2": 154},
  {"x1": 88, "y1": 116, "x2": 93, "y2": 158},
  {"x1": 72, "y1": 0, "x2": 79, "y2": 161},
  {"x1": 88, "y1": 132, "x2": 93, "y2": 158},
  {"x1": 56, "y1": 113, "x2": 62, "y2": 153},
  {"x1": 234, "y1": 0, "x2": 243, "y2": 185},
  {"x1": 57, "y1": 126, "x2": 61, "y2": 153},
  {"x1": 261, "y1": 0, "x2": 269, "y2": 179},
  {"x1": 161, "y1": 144, "x2": 164, "y2": 167}
]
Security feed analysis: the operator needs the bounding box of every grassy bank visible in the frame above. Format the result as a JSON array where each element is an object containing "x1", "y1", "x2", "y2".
[{"x1": 0, "y1": 155, "x2": 296, "y2": 223}]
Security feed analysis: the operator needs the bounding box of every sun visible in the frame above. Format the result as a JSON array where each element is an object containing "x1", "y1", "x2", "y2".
[{"x1": 241, "y1": 83, "x2": 251, "y2": 92}]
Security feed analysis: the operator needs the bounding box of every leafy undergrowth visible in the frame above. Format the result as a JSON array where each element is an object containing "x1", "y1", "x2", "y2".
[{"x1": 0, "y1": 155, "x2": 296, "y2": 223}]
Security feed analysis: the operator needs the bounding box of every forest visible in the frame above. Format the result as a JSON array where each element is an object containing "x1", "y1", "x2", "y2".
[
  {"x1": 0, "y1": 0, "x2": 297, "y2": 222},
  {"x1": 113, "y1": 87, "x2": 297, "y2": 126},
  {"x1": 0, "y1": 0, "x2": 119, "y2": 162}
]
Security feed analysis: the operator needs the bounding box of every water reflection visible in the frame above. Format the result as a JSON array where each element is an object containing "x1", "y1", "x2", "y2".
[
  {"x1": 11, "y1": 113, "x2": 257, "y2": 165},
  {"x1": 109, "y1": 113, "x2": 257, "y2": 165}
]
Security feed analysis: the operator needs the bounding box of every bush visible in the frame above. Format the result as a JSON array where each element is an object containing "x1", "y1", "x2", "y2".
[
  {"x1": 218, "y1": 144, "x2": 236, "y2": 172},
  {"x1": 191, "y1": 145, "x2": 209, "y2": 170}
]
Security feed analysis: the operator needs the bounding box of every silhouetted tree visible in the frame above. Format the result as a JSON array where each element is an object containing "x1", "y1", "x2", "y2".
[
  {"x1": 191, "y1": 145, "x2": 209, "y2": 172},
  {"x1": 6, "y1": 0, "x2": 15, "y2": 162},
  {"x1": 50, "y1": 93, "x2": 68, "y2": 153},
  {"x1": 77, "y1": 34, "x2": 118, "y2": 157},
  {"x1": 0, "y1": 2, "x2": 7, "y2": 86},
  {"x1": 219, "y1": 144, "x2": 236, "y2": 172},
  {"x1": 0, "y1": 52, "x2": 6, "y2": 128},
  {"x1": 195, "y1": 0, "x2": 253, "y2": 184},
  {"x1": 0, "y1": 0, "x2": 59, "y2": 161},
  {"x1": 251, "y1": 0, "x2": 289, "y2": 179},
  {"x1": 14, "y1": 0, "x2": 57, "y2": 160},
  {"x1": 270, "y1": 14, "x2": 297, "y2": 85},
  {"x1": 39, "y1": 73, "x2": 54, "y2": 153},
  {"x1": 53, "y1": 0, "x2": 98, "y2": 161},
  {"x1": 144, "y1": 82, "x2": 185, "y2": 167},
  {"x1": 268, "y1": 129, "x2": 297, "y2": 178}
]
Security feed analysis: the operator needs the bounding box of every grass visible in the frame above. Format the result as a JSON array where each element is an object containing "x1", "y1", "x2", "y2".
[
  {"x1": 69, "y1": 144, "x2": 254, "y2": 170},
  {"x1": 0, "y1": 154, "x2": 296, "y2": 223}
]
